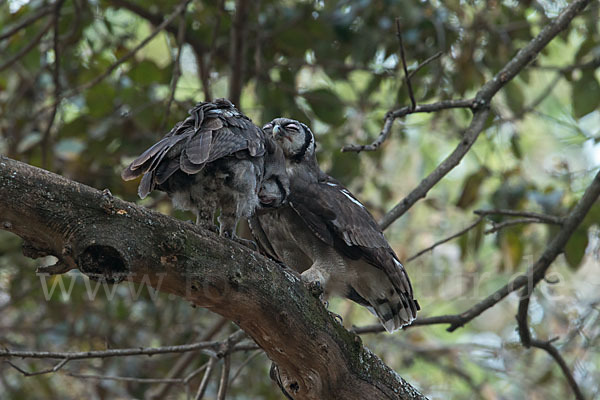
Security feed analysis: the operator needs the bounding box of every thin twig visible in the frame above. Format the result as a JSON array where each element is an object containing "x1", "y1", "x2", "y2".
[
  {"x1": 0, "y1": 17, "x2": 53, "y2": 72},
  {"x1": 378, "y1": 0, "x2": 592, "y2": 229},
  {"x1": 216, "y1": 354, "x2": 231, "y2": 400},
  {"x1": 229, "y1": 350, "x2": 263, "y2": 385},
  {"x1": 407, "y1": 51, "x2": 443, "y2": 80},
  {"x1": 66, "y1": 372, "x2": 183, "y2": 384},
  {"x1": 395, "y1": 18, "x2": 415, "y2": 111},
  {"x1": 146, "y1": 317, "x2": 229, "y2": 400},
  {"x1": 0, "y1": 5, "x2": 53, "y2": 41},
  {"x1": 194, "y1": 357, "x2": 216, "y2": 400},
  {"x1": 516, "y1": 290, "x2": 586, "y2": 400},
  {"x1": 406, "y1": 216, "x2": 484, "y2": 262},
  {"x1": 5, "y1": 357, "x2": 70, "y2": 377},
  {"x1": 162, "y1": 4, "x2": 187, "y2": 130},
  {"x1": 0, "y1": 340, "x2": 228, "y2": 360},
  {"x1": 40, "y1": 0, "x2": 191, "y2": 113},
  {"x1": 485, "y1": 217, "x2": 549, "y2": 234},
  {"x1": 474, "y1": 209, "x2": 564, "y2": 225},
  {"x1": 341, "y1": 98, "x2": 474, "y2": 152},
  {"x1": 354, "y1": 169, "x2": 600, "y2": 335},
  {"x1": 41, "y1": 0, "x2": 65, "y2": 170}
]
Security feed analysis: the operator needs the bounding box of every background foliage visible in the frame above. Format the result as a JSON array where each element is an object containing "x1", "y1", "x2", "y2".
[{"x1": 1, "y1": 0, "x2": 599, "y2": 399}]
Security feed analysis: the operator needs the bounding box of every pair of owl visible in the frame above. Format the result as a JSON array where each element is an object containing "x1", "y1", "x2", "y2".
[{"x1": 122, "y1": 99, "x2": 419, "y2": 332}]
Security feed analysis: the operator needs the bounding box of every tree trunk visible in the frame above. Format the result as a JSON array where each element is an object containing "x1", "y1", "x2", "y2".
[{"x1": 0, "y1": 156, "x2": 427, "y2": 400}]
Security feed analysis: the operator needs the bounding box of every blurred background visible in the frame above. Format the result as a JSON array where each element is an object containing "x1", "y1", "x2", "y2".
[{"x1": 0, "y1": 0, "x2": 599, "y2": 399}]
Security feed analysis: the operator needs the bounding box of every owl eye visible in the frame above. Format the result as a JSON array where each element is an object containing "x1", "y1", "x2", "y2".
[
  {"x1": 285, "y1": 123, "x2": 300, "y2": 131},
  {"x1": 262, "y1": 123, "x2": 273, "y2": 130}
]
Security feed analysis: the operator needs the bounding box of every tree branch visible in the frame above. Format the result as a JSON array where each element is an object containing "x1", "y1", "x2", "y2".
[
  {"x1": 229, "y1": 0, "x2": 249, "y2": 107},
  {"x1": 0, "y1": 156, "x2": 426, "y2": 400},
  {"x1": 0, "y1": 16, "x2": 53, "y2": 72},
  {"x1": 375, "y1": 0, "x2": 592, "y2": 230},
  {"x1": 474, "y1": 209, "x2": 564, "y2": 225},
  {"x1": 0, "y1": 5, "x2": 53, "y2": 41},
  {"x1": 516, "y1": 292, "x2": 586, "y2": 400},
  {"x1": 355, "y1": 168, "x2": 600, "y2": 335}
]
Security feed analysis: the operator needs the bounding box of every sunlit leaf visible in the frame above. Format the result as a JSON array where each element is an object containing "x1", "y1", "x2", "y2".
[
  {"x1": 572, "y1": 71, "x2": 600, "y2": 119},
  {"x1": 564, "y1": 227, "x2": 588, "y2": 270}
]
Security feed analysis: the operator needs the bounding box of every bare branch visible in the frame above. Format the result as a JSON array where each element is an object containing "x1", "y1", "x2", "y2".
[
  {"x1": 0, "y1": 5, "x2": 52, "y2": 41},
  {"x1": 474, "y1": 209, "x2": 564, "y2": 225},
  {"x1": 379, "y1": 108, "x2": 490, "y2": 229},
  {"x1": 395, "y1": 18, "x2": 415, "y2": 111},
  {"x1": 38, "y1": 0, "x2": 191, "y2": 113},
  {"x1": 217, "y1": 355, "x2": 231, "y2": 400},
  {"x1": 406, "y1": 216, "x2": 484, "y2": 262},
  {"x1": 146, "y1": 317, "x2": 229, "y2": 400},
  {"x1": 378, "y1": 0, "x2": 592, "y2": 230},
  {"x1": 161, "y1": 6, "x2": 187, "y2": 130},
  {"x1": 341, "y1": 99, "x2": 474, "y2": 153},
  {"x1": 0, "y1": 16, "x2": 53, "y2": 72},
  {"x1": 41, "y1": 0, "x2": 65, "y2": 170},
  {"x1": 516, "y1": 292, "x2": 586, "y2": 400},
  {"x1": 229, "y1": 0, "x2": 250, "y2": 107},
  {"x1": 355, "y1": 168, "x2": 600, "y2": 335},
  {"x1": 407, "y1": 51, "x2": 443, "y2": 80},
  {"x1": 5, "y1": 358, "x2": 70, "y2": 377},
  {"x1": 194, "y1": 357, "x2": 217, "y2": 400},
  {"x1": 484, "y1": 217, "x2": 551, "y2": 234},
  {"x1": 65, "y1": 372, "x2": 183, "y2": 384},
  {"x1": 0, "y1": 341, "x2": 228, "y2": 361}
]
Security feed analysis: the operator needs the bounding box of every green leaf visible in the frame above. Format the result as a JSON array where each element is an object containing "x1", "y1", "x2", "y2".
[
  {"x1": 303, "y1": 89, "x2": 345, "y2": 126},
  {"x1": 499, "y1": 227, "x2": 524, "y2": 271},
  {"x1": 455, "y1": 167, "x2": 490, "y2": 209},
  {"x1": 85, "y1": 83, "x2": 116, "y2": 118},
  {"x1": 564, "y1": 227, "x2": 588, "y2": 270},
  {"x1": 505, "y1": 81, "x2": 525, "y2": 115},
  {"x1": 129, "y1": 60, "x2": 164, "y2": 85},
  {"x1": 572, "y1": 71, "x2": 600, "y2": 119}
]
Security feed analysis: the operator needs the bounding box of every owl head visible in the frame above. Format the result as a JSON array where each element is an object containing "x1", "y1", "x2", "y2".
[
  {"x1": 262, "y1": 118, "x2": 315, "y2": 163},
  {"x1": 258, "y1": 138, "x2": 290, "y2": 208}
]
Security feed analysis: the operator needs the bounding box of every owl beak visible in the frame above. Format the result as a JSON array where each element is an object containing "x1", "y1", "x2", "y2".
[{"x1": 272, "y1": 124, "x2": 282, "y2": 137}]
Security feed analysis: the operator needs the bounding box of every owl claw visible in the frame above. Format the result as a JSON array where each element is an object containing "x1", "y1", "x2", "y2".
[
  {"x1": 308, "y1": 280, "x2": 323, "y2": 298},
  {"x1": 329, "y1": 311, "x2": 343, "y2": 325}
]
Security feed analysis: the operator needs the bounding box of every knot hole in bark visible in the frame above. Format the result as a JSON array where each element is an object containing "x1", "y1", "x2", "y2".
[{"x1": 78, "y1": 244, "x2": 128, "y2": 283}]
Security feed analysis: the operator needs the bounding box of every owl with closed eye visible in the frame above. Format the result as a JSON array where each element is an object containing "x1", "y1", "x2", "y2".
[{"x1": 251, "y1": 118, "x2": 420, "y2": 332}]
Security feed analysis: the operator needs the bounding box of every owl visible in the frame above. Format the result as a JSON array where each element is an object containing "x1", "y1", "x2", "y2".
[
  {"x1": 122, "y1": 99, "x2": 286, "y2": 239},
  {"x1": 250, "y1": 118, "x2": 419, "y2": 332}
]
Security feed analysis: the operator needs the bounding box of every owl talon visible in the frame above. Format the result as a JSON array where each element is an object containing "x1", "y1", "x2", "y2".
[
  {"x1": 307, "y1": 280, "x2": 323, "y2": 298},
  {"x1": 330, "y1": 311, "x2": 343, "y2": 325}
]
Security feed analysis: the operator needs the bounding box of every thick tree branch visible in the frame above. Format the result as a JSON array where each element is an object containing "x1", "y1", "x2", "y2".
[
  {"x1": 0, "y1": 156, "x2": 426, "y2": 400},
  {"x1": 376, "y1": 0, "x2": 591, "y2": 230}
]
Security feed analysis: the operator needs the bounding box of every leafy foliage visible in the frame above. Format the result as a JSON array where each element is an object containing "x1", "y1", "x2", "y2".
[{"x1": 1, "y1": 0, "x2": 599, "y2": 399}]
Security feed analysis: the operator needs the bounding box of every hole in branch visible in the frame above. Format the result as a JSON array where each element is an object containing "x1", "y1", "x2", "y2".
[{"x1": 77, "y1": 245, "x2": 128, "y2": 283}]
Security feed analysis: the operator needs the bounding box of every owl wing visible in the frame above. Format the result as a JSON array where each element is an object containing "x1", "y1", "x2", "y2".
[
  {"x1": 122, "y1": 99, "x2": 265, "y2": 198},
  {"x1": 288, "y1": 176, "x2": 419, "y2": 325}
]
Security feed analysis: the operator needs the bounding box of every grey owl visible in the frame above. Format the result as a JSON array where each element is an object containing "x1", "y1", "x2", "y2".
[{"x1": 251, "y1": 118, "x2": 419, "y2": 332}]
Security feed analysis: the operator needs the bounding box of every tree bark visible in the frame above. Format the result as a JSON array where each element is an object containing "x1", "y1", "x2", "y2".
[{"x1": 0, "y1": 156, "x2": 426, "y2": 400}]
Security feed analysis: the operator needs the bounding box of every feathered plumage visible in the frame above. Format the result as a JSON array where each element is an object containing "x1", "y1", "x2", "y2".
[
  {"x1": 122, "y1": 99, "x2": 283, "y2": 237},
  {"x1": 252, "y1": 118, "x2": 419, "y2": 332}
]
